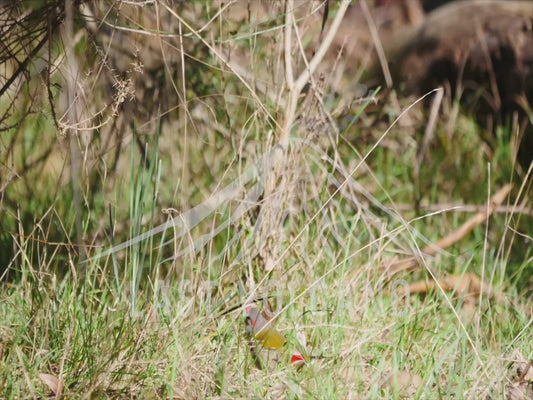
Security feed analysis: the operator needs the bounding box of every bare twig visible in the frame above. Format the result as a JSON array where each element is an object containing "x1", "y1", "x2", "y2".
[
  {"x1": 416, "y1": 87, "x2": 443, "y2": 168},
  {"x1": 391, "y1": 203, "x2": 533, "y2": 217},
  {"x1": 423, "y1": 184, "x2": 512, "y2": 256},
  {"x1": 280, "y1": 0, "x2": 350, "y2": 147},
  {"x1": 63, "y1": 0, "x2": 86, "y2": 262},
  {"x1": 293, "y1": 0, "x2": 351, "y2": 93},
  {"x1": 360, "y1": 0, "x2": 392, "y2": 89},
  {"x1": 284, "y1": 0, "x2": 295, "y2": 90},
  {"x1": 386, "y1": 184, "x2": 513, "y2": 276}
]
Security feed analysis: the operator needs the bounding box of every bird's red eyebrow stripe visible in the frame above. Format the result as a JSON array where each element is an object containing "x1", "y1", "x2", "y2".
[{"x1": 246, "y1": 307, "x2": 257, "y2": 326}]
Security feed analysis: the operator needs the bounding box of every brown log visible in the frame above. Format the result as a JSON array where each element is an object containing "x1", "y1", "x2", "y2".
[{"x1": 381, "y1": 0, "x2": 533, "y2": 167}]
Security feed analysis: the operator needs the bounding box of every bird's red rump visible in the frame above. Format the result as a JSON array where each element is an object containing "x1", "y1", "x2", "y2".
[{"x1": 290, "y1": 354, "x2": 306, "y2": 364}]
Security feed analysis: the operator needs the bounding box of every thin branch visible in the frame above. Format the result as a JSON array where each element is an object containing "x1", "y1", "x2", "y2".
[
  {"x1": 280, "y1": 0, "x2": 350, "y2": 147},
  {"x1": 160, "y1": 2, "x2": 278, "y2": 131},
  {"x1": 0, "y1": 33, "x2": 49, "y2": 98},
  {"x1": 385, "y1": 184, "x2": 514, "y2": 276},
  {"x1": 294, "y1": 0, "x2": 350, "y2": 92},
  {"x1": 284, "y1": 0, "x2": 295, "y2": 90},
  {"x1": 423, "y1": 184, "x2": 512, "y2": 256},
  {"x1": 391, "y1": 203, "x2": 533, "y2": 217},
  {"x1": 360, "y1": 0, "x2": 392, "y2": 88}
]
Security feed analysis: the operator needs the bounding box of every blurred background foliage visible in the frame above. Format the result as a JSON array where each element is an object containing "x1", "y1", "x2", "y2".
[{"x1": 0, "y1": 0, "x2": 531, "y2": 291}]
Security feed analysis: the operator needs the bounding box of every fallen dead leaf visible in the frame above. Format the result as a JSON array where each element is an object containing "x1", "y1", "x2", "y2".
[
  {"x1": 504, "y1": 351, "x2": 533, "y2": 399},
  {"x1": 381, "y1": 369, "x2": 423, "y2": 397},
  {"x1": 399, "y1": 272, "x2": 495, "y2": 302},
  {"x1": 38, "y1": 373, "x2": 64, "y2": 396},
  {"x1": 518, "y1": 360, "x2": 533, "y2": 383},
  {"x1": 506, "y1": 381, "x2": 533, "y2": 400}
]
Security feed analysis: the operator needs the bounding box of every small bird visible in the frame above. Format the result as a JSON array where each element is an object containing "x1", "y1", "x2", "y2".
[{"x1": 245, "y1": 304, "x2": 306, "y2": 367}]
